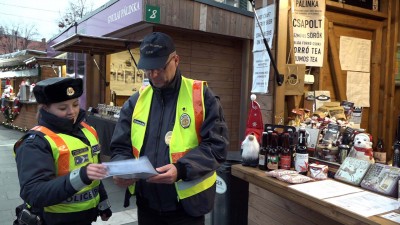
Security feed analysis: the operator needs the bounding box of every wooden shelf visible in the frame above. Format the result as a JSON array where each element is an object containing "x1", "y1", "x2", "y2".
[{"x1": 326, "y1": 1, "x2": 388, "y2": 20}]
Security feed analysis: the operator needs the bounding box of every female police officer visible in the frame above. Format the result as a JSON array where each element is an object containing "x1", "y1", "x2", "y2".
[{"x1": 14, "y1": 77, "x2": 111, "y2": 225}]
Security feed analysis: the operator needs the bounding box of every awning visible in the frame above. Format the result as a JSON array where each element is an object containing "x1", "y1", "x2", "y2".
[
  {"x1": 24, "y1": 57, "x2": 66, "y2": 67},
  {"x1": 51, "y1": 34, "x2": 140, "y2": 55},
  {"x1": 0, "y1": 49, "x2": 47, "y2": 68},
  {"x1": 0, "y1": 68, "x2": 39, "y2": 79}
]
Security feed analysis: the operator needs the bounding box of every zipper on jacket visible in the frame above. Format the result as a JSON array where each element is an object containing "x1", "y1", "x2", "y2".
[{"x1": 154, "y1": 93, "x2": 165, "y2": 210}]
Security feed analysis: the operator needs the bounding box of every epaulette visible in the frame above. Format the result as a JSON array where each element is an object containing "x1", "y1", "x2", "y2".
[{"x1": 14, "y1": 133, "x2": 35, "y2": 154}]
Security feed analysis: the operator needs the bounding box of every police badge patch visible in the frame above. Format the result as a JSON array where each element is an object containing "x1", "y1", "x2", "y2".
[
  {"x1": 180, "y1": 113, "x2": 191, "y2": 128},
  {"x1": 91, "y1": 145, "x2": 100, "y2": 155},
  {"x1": 71, "y1": 147, "x2": 89, "y2": 156},
  {"x1": 75, "y1": 154, "x2": 89, "y2": 165},
  {"x1": 66, "y1": 87, "x2": 75, "y2": 96}
]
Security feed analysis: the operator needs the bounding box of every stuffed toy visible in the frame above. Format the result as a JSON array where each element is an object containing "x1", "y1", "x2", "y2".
[
  {"x1": 241, "y1": 94, "x2": 263, "y2": 167},
  {"x1": 348, "y1": 133, "x2": 375, "y2": 163},
  {"x1": 241, "y1": 133, "x2": 260, "y2": 167},
  {"x1": 244, "y1": 94, "x2": 263, "y2": 143}
]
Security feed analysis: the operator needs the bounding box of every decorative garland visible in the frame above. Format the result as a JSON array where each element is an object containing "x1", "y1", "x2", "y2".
[{"x1": 1, "y1": 99, "x2": 26, "y2": 132}]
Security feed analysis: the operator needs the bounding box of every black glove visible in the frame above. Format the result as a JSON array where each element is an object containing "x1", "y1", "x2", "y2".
[
  {"x1": 99, "y1": 207, "x2": 112, "y2": 220},
  {"x1": 98, "y1": 200, "x2": 112, "y2": 221}
]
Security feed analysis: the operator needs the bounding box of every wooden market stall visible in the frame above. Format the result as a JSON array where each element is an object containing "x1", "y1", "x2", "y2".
[
  {"x1": 232, "y1": 165, "x2": 399, "y2": 225},
  {"x1": 48, "y1": 0, "x2": 256, "y2": 152},
  {"x1": 0, "y1": 51, "x2": 65, "y2": 130},
  {"x1": 272, "y1": 0, "x2": 400, "y2": 165}
]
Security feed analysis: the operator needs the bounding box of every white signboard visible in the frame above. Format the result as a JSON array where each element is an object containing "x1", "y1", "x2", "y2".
[
  {"x1": 251, "y1": 51, "x2": 270, "y2": 93},
  {"x1": 253, "y1": 4, "x2": 276, "y2": 52},
  {"x1": 252, "y1": 4, "x2": 276, "y2": 94},
  {"x1": 291, "y1": 0, "x2": 325, "y2": 67}
]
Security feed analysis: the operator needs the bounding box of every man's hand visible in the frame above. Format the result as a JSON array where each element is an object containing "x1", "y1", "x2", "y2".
[
  {"x1": 113, "y1": 176, "x2": 138, "y2": 187},
  {"x1": 147, "y1": 164, "x2": 177, "y2": 184}
]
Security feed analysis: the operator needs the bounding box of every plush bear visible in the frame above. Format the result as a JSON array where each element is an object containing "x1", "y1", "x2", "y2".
[
  {"x1": 241, "y1": 133, "x2": 260, "y2": 167},
  {"x1": 348, "y1": 133, "x2": 375, "y2": 163}
]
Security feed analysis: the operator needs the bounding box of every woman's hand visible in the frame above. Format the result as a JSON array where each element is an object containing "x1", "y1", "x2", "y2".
[{"x1": 86, "y1": 163, "x2": 108, "y2": 180}]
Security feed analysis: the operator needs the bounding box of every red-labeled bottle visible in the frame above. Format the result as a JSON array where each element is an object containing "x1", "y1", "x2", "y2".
[{"x1": 280, "y1": 132, "x2": 291, "y2": 170}]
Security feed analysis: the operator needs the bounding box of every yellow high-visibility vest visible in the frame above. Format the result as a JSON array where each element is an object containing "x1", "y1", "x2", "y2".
[
  {"x1": 30, "y1": 122, "x2": 101, "y2": 213},
  {"x1": 129, "y1": 76, "x2": 216, "y2": 199}
]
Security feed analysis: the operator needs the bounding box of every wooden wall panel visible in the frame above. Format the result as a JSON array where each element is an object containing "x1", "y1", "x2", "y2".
[
  {"x1": 143, "y1": 0, "x2": 253, "y2": 39},
  {"x1": 155, "y1": 28, "x2": 243, "y2": 151},
  {"x1": 323, "y1": 11, "x2": 384, "y2": 142}
]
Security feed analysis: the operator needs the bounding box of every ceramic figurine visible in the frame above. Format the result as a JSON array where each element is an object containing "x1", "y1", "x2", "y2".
[
  {"x1": 241, "y1": 133, "x2": 260, "y2": 167},
  {"x1": 348, "y1": 133, "x2": 375, "y2": 163}
]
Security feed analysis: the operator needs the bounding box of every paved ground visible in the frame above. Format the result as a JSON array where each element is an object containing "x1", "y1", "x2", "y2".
[{"x1": 0, "y1": 125, "x2": 211, "y2": 225}]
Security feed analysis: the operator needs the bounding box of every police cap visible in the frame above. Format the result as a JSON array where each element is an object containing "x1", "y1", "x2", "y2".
[{"x1": 33, "y1": 77, "x2": 83, "y2": 104}]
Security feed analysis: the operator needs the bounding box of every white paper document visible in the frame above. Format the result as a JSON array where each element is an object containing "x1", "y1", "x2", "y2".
[
  {"x1": 102, "y1": 156, "x2": 159, "y2": 179},
  {"x1": 324, "y1": 191, "x2": 399, "y2": 217},
  {"x1": 288, "y1": 180, "x2": 364, "y2": 199},
  {"x1": 339, "y1": 36, "x2": 371, "y2": 72},
  {"x1": 380, "y1": 212, "x2": 400, "y2": 223}
]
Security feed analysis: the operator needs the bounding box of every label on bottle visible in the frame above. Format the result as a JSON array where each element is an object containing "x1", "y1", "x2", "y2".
[
  {"x1": 295, "y1": 153, "x2": 309, "y2": 173},
  {"x1": 258, "y1": 154, "x2": 266, "y2": 166},
  {"x1": 267, "y1": 155, "x2": 279, "y2": 170},
  {"x1": 280, "y1": 155, "x2": 291, "y2": 170}
]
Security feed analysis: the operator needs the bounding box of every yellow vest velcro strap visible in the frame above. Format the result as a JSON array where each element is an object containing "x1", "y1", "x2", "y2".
[
  {"x1": 62, "y1": 186, "x2": 99, "y2": 204},
  {"x1": 176, "y1": 171, "x2": 216, "y2": 199},
  {"x1": 70, "y1": 168, "x2": 86, "y2": 191}
]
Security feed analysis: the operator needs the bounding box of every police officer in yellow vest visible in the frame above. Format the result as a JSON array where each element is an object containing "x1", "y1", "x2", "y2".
[
  {"x1": 14, "y1": 77, "x2": 112, "y2": 225},
  {"x1": 110, "y1": 32, "x2": 229, "y2": 225}
]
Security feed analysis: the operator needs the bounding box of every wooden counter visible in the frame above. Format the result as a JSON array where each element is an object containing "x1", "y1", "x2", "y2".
[{"x1": 231, "y1": 164, "x2": 399, "y2": 225}]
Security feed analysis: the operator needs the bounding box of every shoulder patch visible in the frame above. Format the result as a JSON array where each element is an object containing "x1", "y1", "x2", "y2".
[
  {"x1": 26, "y1": 134, "x2": 36, "y2": 142},
  {"x1": 14, "y1": 133, "x2": 36, "y2": 153}
]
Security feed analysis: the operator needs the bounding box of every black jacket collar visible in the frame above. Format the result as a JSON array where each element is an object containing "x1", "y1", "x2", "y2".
[
  {"x1": 38, "y1": 108, "x2": 86, "y2": 134},
  {"x1": 150, "y1": 69, "x2": 182, "y2": 98}
]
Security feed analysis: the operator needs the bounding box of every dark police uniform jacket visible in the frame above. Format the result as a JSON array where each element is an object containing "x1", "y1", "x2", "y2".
[
  {"x1": 14, "y1": 109, "x2": 108, "y2": 225},
  {"x1": 110, "y1": 70, "x2": 229, "y2": 216}
]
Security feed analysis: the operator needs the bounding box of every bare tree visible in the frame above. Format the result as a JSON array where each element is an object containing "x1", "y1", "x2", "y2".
[
  {"x1": 58, "y1": 0, "x2": 96, "y2": 29},
  {"x1": 0, "y1": 24, "x2": 39, "y2": 54}
]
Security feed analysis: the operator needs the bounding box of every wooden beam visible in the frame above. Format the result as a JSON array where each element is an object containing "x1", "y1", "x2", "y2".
[{"x1": 275, "y1": 0, "x2": 289, "y2": 124}]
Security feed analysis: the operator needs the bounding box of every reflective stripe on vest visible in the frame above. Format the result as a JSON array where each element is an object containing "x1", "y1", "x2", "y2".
[
  {"x1": 130, "y1": 76, "x2": 216, "y2": 199},
  {"x1": 31, "y1": 126, "x2": 70, "y2": 176},
  {"x1": 31, "y1": 122, "x2": 100, "y2": 213},
  {"x1": 62, "y1": 186, "x2": 99, "y2": 204}
]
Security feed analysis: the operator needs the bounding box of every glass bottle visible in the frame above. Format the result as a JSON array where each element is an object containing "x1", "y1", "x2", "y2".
[
  {"x1": 393, "y1": 116, "x2": 400, "y2": 167},
  {"x1": 267, "y1": 132, "x2": 279, "y2": 171},
  {"x1": 295, "y1": 127, "x2": 309, "y2": 175},
  {"x1": 258, "y1": 132, "x2": 268, "y2": 171},
  {"x1": 279, "y1": 132, "x2": 291, "y2": 170}
]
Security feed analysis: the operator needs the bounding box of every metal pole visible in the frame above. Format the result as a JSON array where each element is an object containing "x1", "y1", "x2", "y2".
[
  {"x1": 248, "y1": 0, "x2": 284, "y2": 86},
  {"x1": 127, "y1": 48, "x2": 138, "y2": 68}
]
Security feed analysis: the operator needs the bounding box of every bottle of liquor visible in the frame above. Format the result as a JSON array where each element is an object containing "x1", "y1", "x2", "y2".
[
  {"x1": 393, "y1": 116, "x2": 400, "y2": 167},
  {"x1": 338, "y1": 132, "x2": 350, "y2": 164},
  {"x1": 267, "y1": 132, "x2": 279, "y2": 171},
  {"x1": 374, "y1": 138, "x2": 386, "y2": 164},
  {"x1": 376, "y1": 139, "x2": 384, "y2": 152},
  {"x1": 279, "y1": 132, "x2": 291, "y2": 170},
  {"x1": 258, "y1": 132, "x2": 268, "y2": 170},
  {"x1": 295, "y1": 127, "x2": 309, "y2": 175}
]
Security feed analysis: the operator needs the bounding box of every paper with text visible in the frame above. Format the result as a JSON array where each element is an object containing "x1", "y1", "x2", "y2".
[{"x1": 103, "y1": 156, "x2": 158, "y2": 179}]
